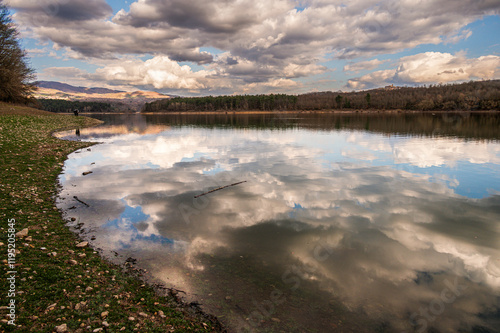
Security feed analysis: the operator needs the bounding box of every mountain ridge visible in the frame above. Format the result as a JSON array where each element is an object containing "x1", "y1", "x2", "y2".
[
  {"x1": 35, "y1": 81, "x2": 125, "y2": 95},
  {"x1": 34, "y1": 81, "x2": 171, "y2": 112}
]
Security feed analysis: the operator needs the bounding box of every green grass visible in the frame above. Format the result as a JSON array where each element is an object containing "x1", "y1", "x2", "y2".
[{"x1": 0, "y1": 103, "x2": 222, "y2": 332}]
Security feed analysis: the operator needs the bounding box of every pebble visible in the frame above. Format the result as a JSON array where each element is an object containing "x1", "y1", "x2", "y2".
[
  {"x1": 128, "y1": 317, "x2": 135, "y2": 321},
  {"x1": 75, "y1": 302, "x2": 86, "y2": 310},
  {"x1": 138, "y1": 312, "x2": 148, "y2": 318},
  {"x1": 93, "y1": 329, "x2": 103, "y2": 333},
  {"x1": 16, "y1": 228, "x2": 29, "y2": 238},
  {"x1": 68, "y1": 250, "x2": 75, "y2": 254},
  {"x1": 68, "y1": 259, "x2": 78, "y2": 265},
  {"x1": 55, "y1": 323, "x2": 68, "y2": 332},
  {"x1": 47, "y1": 303, "x2": 57, "y2": 311},
  {"x1": 76, "y1": 241, "x2": 88, "y2": 248},
  {"x1": 101, "y1": 311, "x2": 108, "y2": 318},
  {"x1": 102, "y1": 321, "x2": 109, "y2": 327}
]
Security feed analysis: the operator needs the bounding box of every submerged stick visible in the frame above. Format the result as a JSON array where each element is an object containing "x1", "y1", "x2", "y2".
[
  {"x1": 194, "y1": 181, "x2": 247, "y2": 198},
  {"x1": 73, "y1": 196, "x2": 90, "y2": 207}
]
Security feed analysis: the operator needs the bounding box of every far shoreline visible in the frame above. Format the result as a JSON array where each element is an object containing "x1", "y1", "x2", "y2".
[{"x1": 76, "y1": 109, "x2": 500, "y2": 116}]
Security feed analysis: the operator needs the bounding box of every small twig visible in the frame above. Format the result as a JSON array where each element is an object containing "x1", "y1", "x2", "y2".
[
  {"x1": 194, "y1": 181, "x2": 247, "y2": 198},
  {"x1": 73, "y1": 196, "x2": 90, "y2": 207}
]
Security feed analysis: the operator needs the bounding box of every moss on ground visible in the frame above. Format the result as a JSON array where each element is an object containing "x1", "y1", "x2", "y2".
[{"x1": 0, "y1": 103, "x2": 223, "y2": 332}]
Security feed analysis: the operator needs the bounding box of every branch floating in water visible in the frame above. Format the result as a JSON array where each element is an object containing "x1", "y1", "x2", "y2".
[
  {"x1": 194, "y1": 181, "x2": 247, "y2": 198},
  {"x1": 73, "y1": 196, "x2": 90, "y2": 207}
]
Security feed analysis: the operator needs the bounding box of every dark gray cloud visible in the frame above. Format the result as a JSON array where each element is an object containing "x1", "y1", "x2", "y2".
[{"x1": 7, "y1": 0, "x2": 112, "y2": 22}]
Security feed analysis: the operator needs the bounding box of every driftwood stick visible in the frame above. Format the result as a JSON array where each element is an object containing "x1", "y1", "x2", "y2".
[
  {"x1": 194, "y1": 181, "x2": 247, "y2": 198},
  {"x1": 73, "y1": 196, "x2": 90, "y2": 207}
]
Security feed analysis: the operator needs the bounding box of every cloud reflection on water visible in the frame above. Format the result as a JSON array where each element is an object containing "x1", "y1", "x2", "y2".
[{"x1": 57, "y1": 125, "x2": 500, "y2": 332}]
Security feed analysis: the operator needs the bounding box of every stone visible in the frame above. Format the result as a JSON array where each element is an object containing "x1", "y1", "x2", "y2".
[
  {"x1": 128, "y1": 317, "x2": 135, "y2": 321},
  {"x1": 93, "y1": 329, "x2": 103, "y2": 333},
  {"x1": 102, "y1": 321, "x2": 109, "y2": 328},
  {"x1": 76, "y1": 241, "x2": 88, "y2": 248},
  {"x1": 55, "y1": 324, "x2": 68, "y2": 332},
  {"x1": 68, "y1": 260, "x2": 78, "y2": 265},
  {"x1": 158, "y1": 310, "x2": 166, "y2": 318},
  {"x1": 138, "y1": 312, "x2": 148, "y2": 318},
  {"x1": 16, "y1": 228, "x2": 29, "y2": 238},
  {"x1": 101, "y1": 311, "x2": 109, "y2": 318},
  {"x1": 75, "y1": 302, "x2": 86, "y2": 310},
  {"x1": 25, "y1": 236, "x2": 32, "y2": 242}
]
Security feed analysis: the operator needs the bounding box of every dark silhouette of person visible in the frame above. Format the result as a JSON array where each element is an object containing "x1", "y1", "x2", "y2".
[{"x1": 73, "y1": 109, "x2": 79, "y2": 116}]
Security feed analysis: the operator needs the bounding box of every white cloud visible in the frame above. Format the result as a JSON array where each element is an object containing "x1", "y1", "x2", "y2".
[
  {"x1": 344, "y1": 59, "x2": 389, "y2": 73},
  {"x1": 93, "y1": 56, "x2": 211, "y2": 90},
  {"x1": 348, "y1": 52, "x2": 500, "y2": 89}
]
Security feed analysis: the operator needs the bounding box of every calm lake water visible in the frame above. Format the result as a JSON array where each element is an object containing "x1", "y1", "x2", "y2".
[{"x1": 55, "y1": 112, "x2": 500, "y2": 333}]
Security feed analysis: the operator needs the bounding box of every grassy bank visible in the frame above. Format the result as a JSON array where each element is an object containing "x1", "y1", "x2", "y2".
[{"x1": 0, "y1": 103, "x2": 222, "y2": 332}]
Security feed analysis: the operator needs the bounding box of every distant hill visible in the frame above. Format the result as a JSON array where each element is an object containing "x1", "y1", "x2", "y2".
[
  {"x1": 35, "y1": 81, "x2": 124, "y2": 95},
  {"x1": 34, "y1": 81, "x2": 171, "y2": 112}
]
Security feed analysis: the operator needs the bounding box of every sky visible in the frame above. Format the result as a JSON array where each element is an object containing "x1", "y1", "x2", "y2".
[{"x1": 4, "y1": 0, "x2": 500, "y2": 96}]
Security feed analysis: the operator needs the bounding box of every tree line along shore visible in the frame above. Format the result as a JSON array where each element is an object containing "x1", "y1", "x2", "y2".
[{"x1": 142, "y1": 80, "x2": 500, "y2": 113}]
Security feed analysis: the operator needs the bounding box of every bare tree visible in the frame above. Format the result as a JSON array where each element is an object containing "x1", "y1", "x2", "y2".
[{"x1": 0, "y1": 1, "x2": 36, "y2": 103}]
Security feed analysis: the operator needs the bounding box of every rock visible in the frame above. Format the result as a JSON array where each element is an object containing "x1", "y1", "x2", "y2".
[
  {"x1": 101, "y1": 311, "x2": 109, "y2": 318},
  {"x1": 78, "y1": 253, "x2": 86, "y2": 258},
  {"x1": 102, "y1": 321, "x2": 109, "y2": 327},
  {"x1": 76, "y1": 241, "x2": 88, "y2": 248},
  {"x1": 55, "y1": 323, "x2": 68, "y2": 332},
  {"x1": 25, "y1": 236, "x2": 32, "y2": 242},
  {"x1": 128, "y1": 317, "x2": 135, "y2": 321},
  {"x1": 68, "y1": 250, "x2": 75, "y2": 254},
  {"x1": 138, "y1": 312, "x2": 148, "y2": 318},
  {"x1": 68, "y1": 260, "x2": 78, "y2": 265},
  {"x1": 16, "y1": 228, "x2": 29, "y2": 238},
  {"x1": 158, "y1": 310, "x2": 166, "y2": 318},
  {"x1": 93, "y1": 328, "x2": 103, "y2": 332},
  {"x1": 75, "y1": 302, "x2": 86, "y2": 310},
  {"x1": 0, "y1": 242, "x2": 4, "y2": 246}
]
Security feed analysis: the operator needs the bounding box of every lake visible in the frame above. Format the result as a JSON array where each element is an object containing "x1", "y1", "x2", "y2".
[{"x1": 55, "y1": 112, "x2": 500, "y2": 333}]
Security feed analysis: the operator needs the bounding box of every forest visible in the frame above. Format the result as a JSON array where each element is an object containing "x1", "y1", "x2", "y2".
[
  {"x1": 142, "y1": 80, "x2": 500, "y2": 113},
  {"x1": 36, "y1": 99, "x2": 115, "y2": 113}
]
